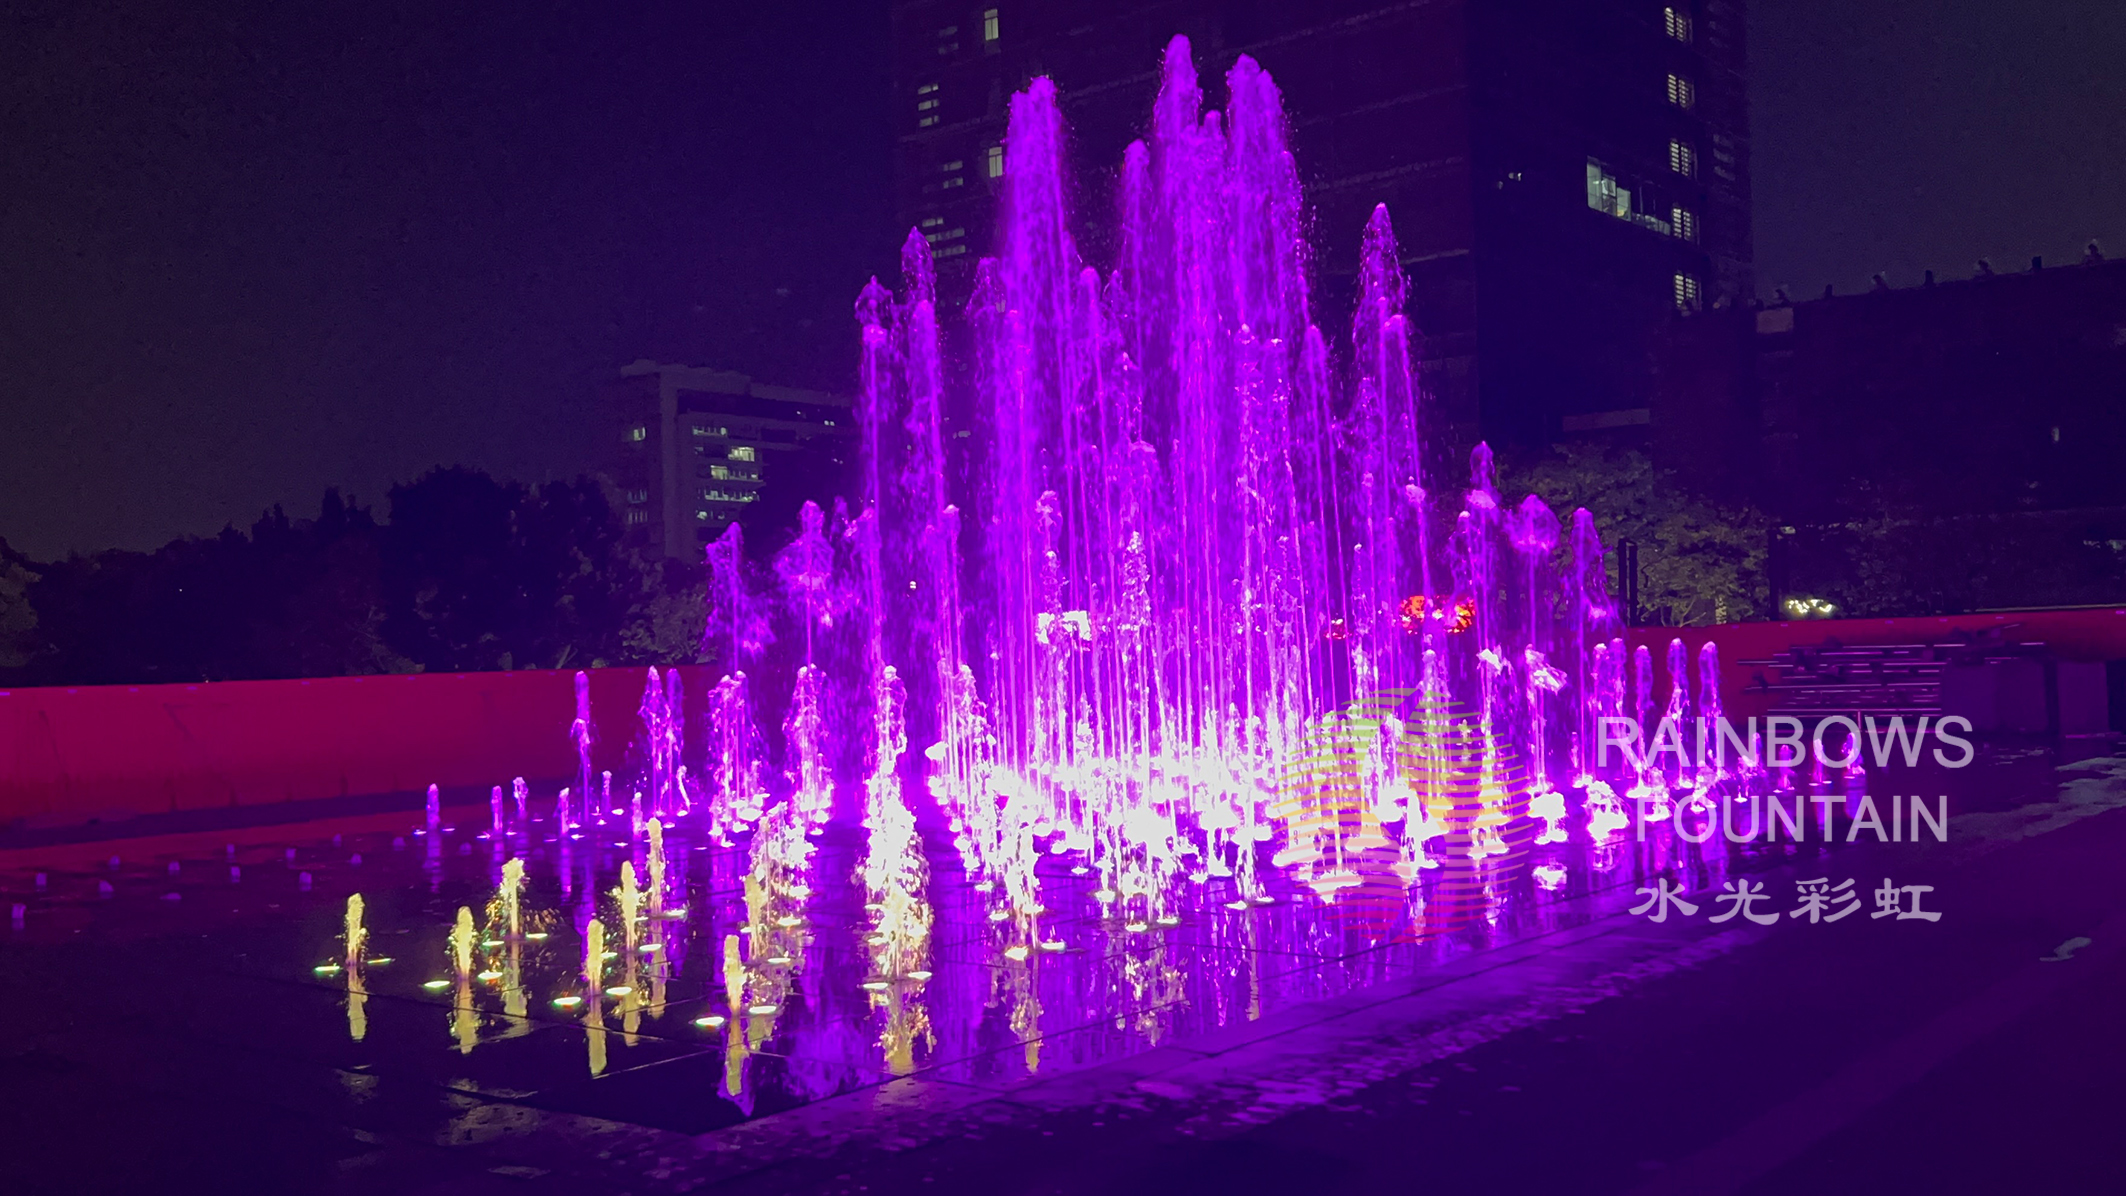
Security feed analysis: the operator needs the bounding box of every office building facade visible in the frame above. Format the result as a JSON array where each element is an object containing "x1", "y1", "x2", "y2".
[
  {"x1": 604, "y1": 361, "x2": 856, "y2": 558},
  {"x1": 890, "y1": 0, "x2": 1750, "y2": 447}
]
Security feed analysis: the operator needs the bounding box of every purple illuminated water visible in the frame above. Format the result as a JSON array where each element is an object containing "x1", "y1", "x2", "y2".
[
  {"x1": 24, "y1": 39, "x2": 1858, "y2": 1116},
  {"x1": 677, "y1": 38, "x2": 1693, "y2": 906}
]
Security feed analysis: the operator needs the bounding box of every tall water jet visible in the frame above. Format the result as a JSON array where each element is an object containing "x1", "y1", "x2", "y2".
[
  {"x1": 574, "y1": 669, "x2": 595, "y2": 809},
  {"x1": 776, "y1": 501, "x2": 840, "y2": 829},
  {"x1": 615, "y1": 860, "x2": 643, "y2": 946},
  {"x1": 343, "y1": 894, "x2": 366, "y2": 969},
  {"x1": 498, "y1": 857, "x2": 525, "y2": 939},
  {"x1": 703, "y1": 522, "x2": 771, "y2": 841},
  {"x1": 451, "y1": 906, "x2": 476, "y2": 980},
  {"x1": 583, "y1": 918, "x2": 606, "y2": 989}
]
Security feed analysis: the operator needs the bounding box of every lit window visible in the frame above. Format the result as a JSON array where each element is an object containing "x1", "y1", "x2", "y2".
[
  {"x1": 941, "y1": 160, "x2": 963, "y2": 173},
  {"x1": 919, "y1": 116, "x2": 939, "y2": 128},
  {"x1": 983, "y1": 8, "x2": 999, "y2": 43},
  {"x1": 937, "y1": 244, "x2": 968, "y2": 259},
  {"x1": 696, "y1": 509, "x2": 711, "y2": 521},
  {"x1": 924, "y1": 226, "x2": 965, "y2": 244},
  {"x1": 1672, "y1": 206, "x2": 1697, "y2": 242},
  {"x1": 1586, "y1": 159, "x2": 1627, "y2": 217},
  {"x1": 941, "y1": 176, "x2": 963, "y2": 188},
  {"x1": 729, "y1": 445, "x2": 757, "y2": 462},
  {"x1": 1667, "y1": 74, "x2": 1695, "y2": 109},
  {"x1": 920, "y1": 216, "x2": 944, "y2": 228},
  {"x1": 917, "y1": 99, "x2": 939, "y2": 112},
  {"x1": 626, "y1": 425, "x2": 647, "y2": 442},
  {"x1": 625, "y1": 509, "x2": 649, "y2": 526},
  {"x1": 1674, "y1": 272, "x2": 1703, "y2": 313},
  {"x1": 986, "y1": 144, "x2": 1004, "y2": 178},
  {"x1": 1588, "y1": 158, "x2": 1679, "y2": 235},
  {"x1": 1668, "y1": 139, "x2": 1696, "y2": 177},
  {"x1": 917, "y1": 83, "x2": 939, "y2": 96},
  {"x1": 691, "y1": 423, "x2": 726, "y2": 437},
  {"x1": 709, "y1": 465, "x2": 732, "y2": 480},
  {"x1": 625, "y1": 488, "x2": 649, "y2": 504},
  {"x1": 1664, "y1": 7, "x2": 1692, "y2": 43}
]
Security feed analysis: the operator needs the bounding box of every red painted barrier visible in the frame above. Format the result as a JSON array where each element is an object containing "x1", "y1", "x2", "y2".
[
  {"x1": 0, "y1": 667, "x2": 697, "y2": 828},
  {"x1": 9, "y1": 609, "x2": 2126, "y2": 828},
  {"x1": 1626, "y1": 609, "x2": 2126, "y2": 721}
]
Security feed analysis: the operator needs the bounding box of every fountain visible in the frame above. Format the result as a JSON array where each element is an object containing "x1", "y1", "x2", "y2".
[
  {"x1": 155, "y1": 35, "x2": 1840, "y2": 1114},
  {"x1": 664, "y1": 35, "x2": 1659, "y2": 916}
]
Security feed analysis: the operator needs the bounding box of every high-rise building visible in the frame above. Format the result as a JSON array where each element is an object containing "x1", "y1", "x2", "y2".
[
  {"x1": 603, "y1": 361, "x2": 856, "y2": 558},
  {"x1": 890, "y1": 0, "x2": 1750, "y2": 447}
]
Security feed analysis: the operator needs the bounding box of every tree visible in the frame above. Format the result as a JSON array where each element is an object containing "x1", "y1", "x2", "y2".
[
  {"x1": 1785, "y1": 476, "x2": 2126, "y2": 617},
  {"x1": 380, "y1": 468, "x2": 644, "y2": 671},
  {"x1": 1501, "y1": 442, "x2": 1769, "y2": 625},
  {"x1": 0, "y1": 540, "x2": 40, "y2": 670}
]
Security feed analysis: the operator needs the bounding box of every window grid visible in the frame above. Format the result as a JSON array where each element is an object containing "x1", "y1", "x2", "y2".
[{"x1": 1673, "y1": 272, "x2": 1703, "y2": 313}]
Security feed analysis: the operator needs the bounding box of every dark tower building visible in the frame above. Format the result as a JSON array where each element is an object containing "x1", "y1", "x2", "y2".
[{"x1": 890, "y1": 0, "x2": 1750, "y2": 448}]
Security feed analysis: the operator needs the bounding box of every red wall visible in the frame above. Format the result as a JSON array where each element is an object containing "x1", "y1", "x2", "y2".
[
  {"x1": 0, "y1": 667, "x2": 695, "y2": 827},
  {"x1": 10, "y1": 608, "x2": 2126, "y2": 828},
  {"x1": 1626, "y1": 608, "x2": 2126, "y2": 721}
]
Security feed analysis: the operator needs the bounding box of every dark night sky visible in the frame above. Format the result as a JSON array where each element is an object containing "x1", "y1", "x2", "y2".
[{"x1": 2, "y1": 0, "x2": 2122, "y2": 559}]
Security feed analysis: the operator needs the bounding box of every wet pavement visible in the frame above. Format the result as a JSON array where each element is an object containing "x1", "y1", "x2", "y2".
[{"x1": 0, "y1": 745, "x2": 2116, "y2": 1193}]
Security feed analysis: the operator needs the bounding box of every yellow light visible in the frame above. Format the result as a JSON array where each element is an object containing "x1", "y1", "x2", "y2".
[
  {"x1": 553, "y1": 995, "x2": 583, "y2": 1007},
  {"x1": 1003, "y1": 945, "x2": 1029, "y2": 961},
  {"x1": 477, "y1": 970, "x2": 503, "y2": 981},
  {"x1": 764, "y1": 954, "x2": 793, "y2": 965},
  {"x1": 368, "y1": 957, "x2": 394, "y2": 965},
  {"x1": 694, "y1": 1015, "x2": 727, "y2": 1028},
  {"x1": 604, "y1": 985, "x2": 632, "y2": 996},
  {"x1": 1124, "y1": 921, "x2": 1149, "y2": 933},
  {"x1": 774, "y1": 915, "x2": 803, "y2": 928},
  {"x1": 1039, "y1": 940, "x2": 1066, "y2": 952},
  {"x1": 422, "y1": 979, "x2": 450, "y2": 989},
  {"x1": 906, "y1": 969, "x2": 933, "y2": 981},
  {"x1": 1092, "y1": 889, "x2": 1117, "y2": 902},
  {"x1": 747, "y1": 1003, "x2": 779, "y2": 1015},
  {"x1": 313, "y1": 964, "x2": 341, "y2": 975},
  {"x1": 861, "y1": 980, "x2": 890, "y2": 991},
  {"x1": 525, "y1": 932, "x2": 549, "y2": 941}
]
